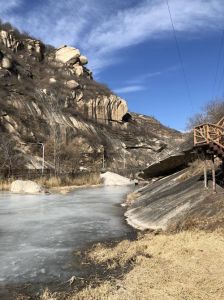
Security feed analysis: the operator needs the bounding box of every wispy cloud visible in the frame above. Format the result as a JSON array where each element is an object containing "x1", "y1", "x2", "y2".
[
  {"x1": 126, "y1": 65, "x2": 180, "y2": 85},
  {"x1": 1, "y1": 0, "x2": 224, "y2": 72},
  {"x1": 0, "y1": 0, "x2": 21, "y2": 14},
  {"x1": 114, "y1": 85, "x2": 146, "y2": 94}
]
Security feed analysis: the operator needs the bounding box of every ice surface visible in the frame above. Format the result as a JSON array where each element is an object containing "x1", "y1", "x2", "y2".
[{"x1": 0, "y1": 186, "x2": 133, "y2": 284}]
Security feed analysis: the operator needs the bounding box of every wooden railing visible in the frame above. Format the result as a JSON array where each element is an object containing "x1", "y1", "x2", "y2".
[{"x1": 194, "y1": 117, "x2": 224, "y2": 150}]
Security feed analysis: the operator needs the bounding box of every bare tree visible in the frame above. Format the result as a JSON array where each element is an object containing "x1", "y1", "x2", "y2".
[
  {"x1": 187, "y1": 99, "x2": 224, "y2": 129},
  {"x1": 0, "y1": 134, "x2": 22, "y2": 176}
]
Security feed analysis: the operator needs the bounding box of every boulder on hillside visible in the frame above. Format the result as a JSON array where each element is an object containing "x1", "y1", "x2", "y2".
[
  {"x1": 55, "y1": 46, "x2": 80, "y2": 64},
  {"x1": 73, "y1": 64, "x2": 83, "y2": 77},
  {"x1": 11, "y1": 180, "x2": 44, "y2": 194},
  {"x1": 100, "y1": 171, "x2": 134, "y2": 186},
  {"x1": 66, "y1": 79, "x2": 79, "y2": 89},
  {"x1": 79, "y1": 55, "x2": 88, "y2": 65}
]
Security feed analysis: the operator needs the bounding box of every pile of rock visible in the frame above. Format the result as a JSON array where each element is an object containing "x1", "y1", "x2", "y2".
[
  {"x1": 0, "y1": 30, "x2": 45, "y2": 60},
  {"x1": 55, "y1": 45, "x2": 90, "y2": 77},
  {"x1": 25, "y1": 38, "x2": 45, "y2": 60}
]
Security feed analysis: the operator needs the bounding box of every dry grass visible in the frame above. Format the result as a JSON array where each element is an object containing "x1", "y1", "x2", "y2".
[
  {"x1": 0, "y1": 179, "x2": 12, "y2": 191},
  {"x1": 40, "y1": 230, "x2": 224, "y2": 300},
  {"x1": 176, "y1": 159, "x2": 222, "y2": 183},
  {"x1": 125, "y1": 191, "x2": 141, "y2": 206},
  {"x1": 175, "y1": 160, "x2": 204, "y2": 182},
  {"x1": 37, "y1": 173, "x2": 101, "y2": 188}
]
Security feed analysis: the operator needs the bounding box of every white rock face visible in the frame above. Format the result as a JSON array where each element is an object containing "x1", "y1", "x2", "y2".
[
  {"x1": 73, "y1": 64, "x2": 83, "y2": 77},
  {"x1": 2, "y1": 57, "x2": 12, "y2": 69},
  {"x1": 76, "y1": 95, "x2": 128, "y2": 123},
  {"x1": 55, "y1": 46, "x2": 80, "y2": 64},
  {"x1": 11, "y1": 180, "x2": 44, "y2": 194},
  {"x1": 100, "y1": 172, "x2": 134, "y2": 186}
]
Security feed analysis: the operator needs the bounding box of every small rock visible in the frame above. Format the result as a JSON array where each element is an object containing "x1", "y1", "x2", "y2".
[
  {"x1": 79, "y1": 55, "x2": 88, "y2": 65},
  {"x1": 66, "y1": 79, "x2": 79, "y2": 89},
  {"x1": 2, "y1": 57, "x2": 12, "y2": 69},
  {"x1": 49, "y1": 77, "x2": 57, "y2": 84}
]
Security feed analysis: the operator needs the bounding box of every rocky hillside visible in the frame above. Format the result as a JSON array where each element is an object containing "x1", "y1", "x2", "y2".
[{"x1": 0, "y1": 22, "x2": 185, "y2": 175}]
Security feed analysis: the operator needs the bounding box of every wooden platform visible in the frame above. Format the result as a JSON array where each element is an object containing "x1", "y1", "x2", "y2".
[
  {"x1": 194, "y1": 117, "x2": 224, "y2": 159},
  {"x1": 194, "y1": 117, "x2": 224, "y2": 192}
]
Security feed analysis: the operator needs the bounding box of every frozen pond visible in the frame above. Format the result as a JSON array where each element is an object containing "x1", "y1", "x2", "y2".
[{"x1": 0, "y1": 186, "x2": 134, "y2": 285}]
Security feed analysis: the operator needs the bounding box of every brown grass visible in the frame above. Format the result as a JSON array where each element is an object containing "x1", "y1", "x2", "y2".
[
  {"x1": 37, "y1": 173, "x2": 101, "y2": 188},
  {"x1": 39, "y1": 230, "x2": 224, "y2": 300},
  {"x1": 125, "y1": 191, "x2": 141, "y2": 206},
  {"x1": 0, "y1": 179, "x2": 12, "y2": 191}
]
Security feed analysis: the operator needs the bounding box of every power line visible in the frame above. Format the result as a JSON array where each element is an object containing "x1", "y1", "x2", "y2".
[
  {"x1": 211, "y1": 29, "x2": 224, "y2": 100},
  {"x1": 165, "y1": 0, "x2": 193, "y2": 111}
]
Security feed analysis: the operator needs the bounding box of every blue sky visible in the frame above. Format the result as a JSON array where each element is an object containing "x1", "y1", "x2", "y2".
[{"x1": 1, "y1": 0, "x2": 224, "y2": 131}]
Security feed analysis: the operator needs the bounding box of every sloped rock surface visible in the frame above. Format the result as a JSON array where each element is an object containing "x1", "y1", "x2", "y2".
[{"x1": 125, "y1": 169, "x2": 224, "y2": 231}]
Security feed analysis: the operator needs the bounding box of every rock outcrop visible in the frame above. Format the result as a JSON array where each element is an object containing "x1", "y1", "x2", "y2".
[
  {"x1": 0, "y1": 22, "x2": 186, "y2": 174},
  {"x1": 55, "y1": 46, "x2": 88, "y2": 77},
  {"x1": 0, "y1": 30, "x2": 22, "y2": 51},
  {"x1": 76, "y1": 95, "x2": 128, "y2": 123}
]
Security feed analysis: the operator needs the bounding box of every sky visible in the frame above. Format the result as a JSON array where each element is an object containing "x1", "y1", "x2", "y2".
[{"x1": 1, "y1": 0, "x2": 224, "y2": 131}]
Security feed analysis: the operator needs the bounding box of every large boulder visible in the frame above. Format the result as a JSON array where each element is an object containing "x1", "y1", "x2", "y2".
[
  {"x1": 100, "y1": 172, "x2": 134, "y2": 186},
  {"x1": 76, "y1": 95, "x2": 128, "y2": 123},
  {"x1": 79, "y1": 55, "x2": 88, "y2": 65},
  {"x1": 55, "y1": 46, "x2": 80, "y2": 64},
  {"x1": 11, "y1": 180, "x2": 44, "y2": 194}
]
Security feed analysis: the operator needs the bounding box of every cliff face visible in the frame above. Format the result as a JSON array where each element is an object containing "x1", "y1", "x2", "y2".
[{"x1": 0, "y1": 23, "x2": 184, "y2": 174}]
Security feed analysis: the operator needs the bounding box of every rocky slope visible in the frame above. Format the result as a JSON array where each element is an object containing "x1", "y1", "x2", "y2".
[{"x1": 0, "y1": 23, "x2": 185, "y2": 175}]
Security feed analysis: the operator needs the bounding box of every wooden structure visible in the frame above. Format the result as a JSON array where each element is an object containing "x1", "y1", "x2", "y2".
[{"x1": 194, "y1": 117, "x2": 224, "y2": 192}]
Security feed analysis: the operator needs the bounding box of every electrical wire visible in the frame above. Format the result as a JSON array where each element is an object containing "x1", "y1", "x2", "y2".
[
  {"x1": 165, "y1": 0, "x2": 193, "y2": 111},
  {"x1": 211, "y1": 29, "x2": 224, "y2": 100}
]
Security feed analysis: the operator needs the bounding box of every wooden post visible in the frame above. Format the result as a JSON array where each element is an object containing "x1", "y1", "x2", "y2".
[
  {"x1": 204, "y1": 159, "x2": 208, "y2": 189},
  {"x1": 211, "y1": 155, "x2": 216, "y2": 193}
]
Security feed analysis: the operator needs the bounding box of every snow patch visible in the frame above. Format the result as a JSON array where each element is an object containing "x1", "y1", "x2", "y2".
[{"x1": 100, "y1": 172, "x2": 134, "y2": 186}]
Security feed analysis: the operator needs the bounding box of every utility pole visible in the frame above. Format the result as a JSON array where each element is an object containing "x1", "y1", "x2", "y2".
[
  {"x1": 102, "y1": 150, "x2": 105, "y2": 169},
  {"x1": 38, "y1": 142, "x2": 45, "y2": 175},
  {"x1": 203, "y1": 159, "x2": 208, "y2": 189},
  {"x1": 123, "y1": 148, "x2": 126, "y2": 169},
  {"x1": 211, "y1": 155, "x2": 216, "y2": 193}
]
